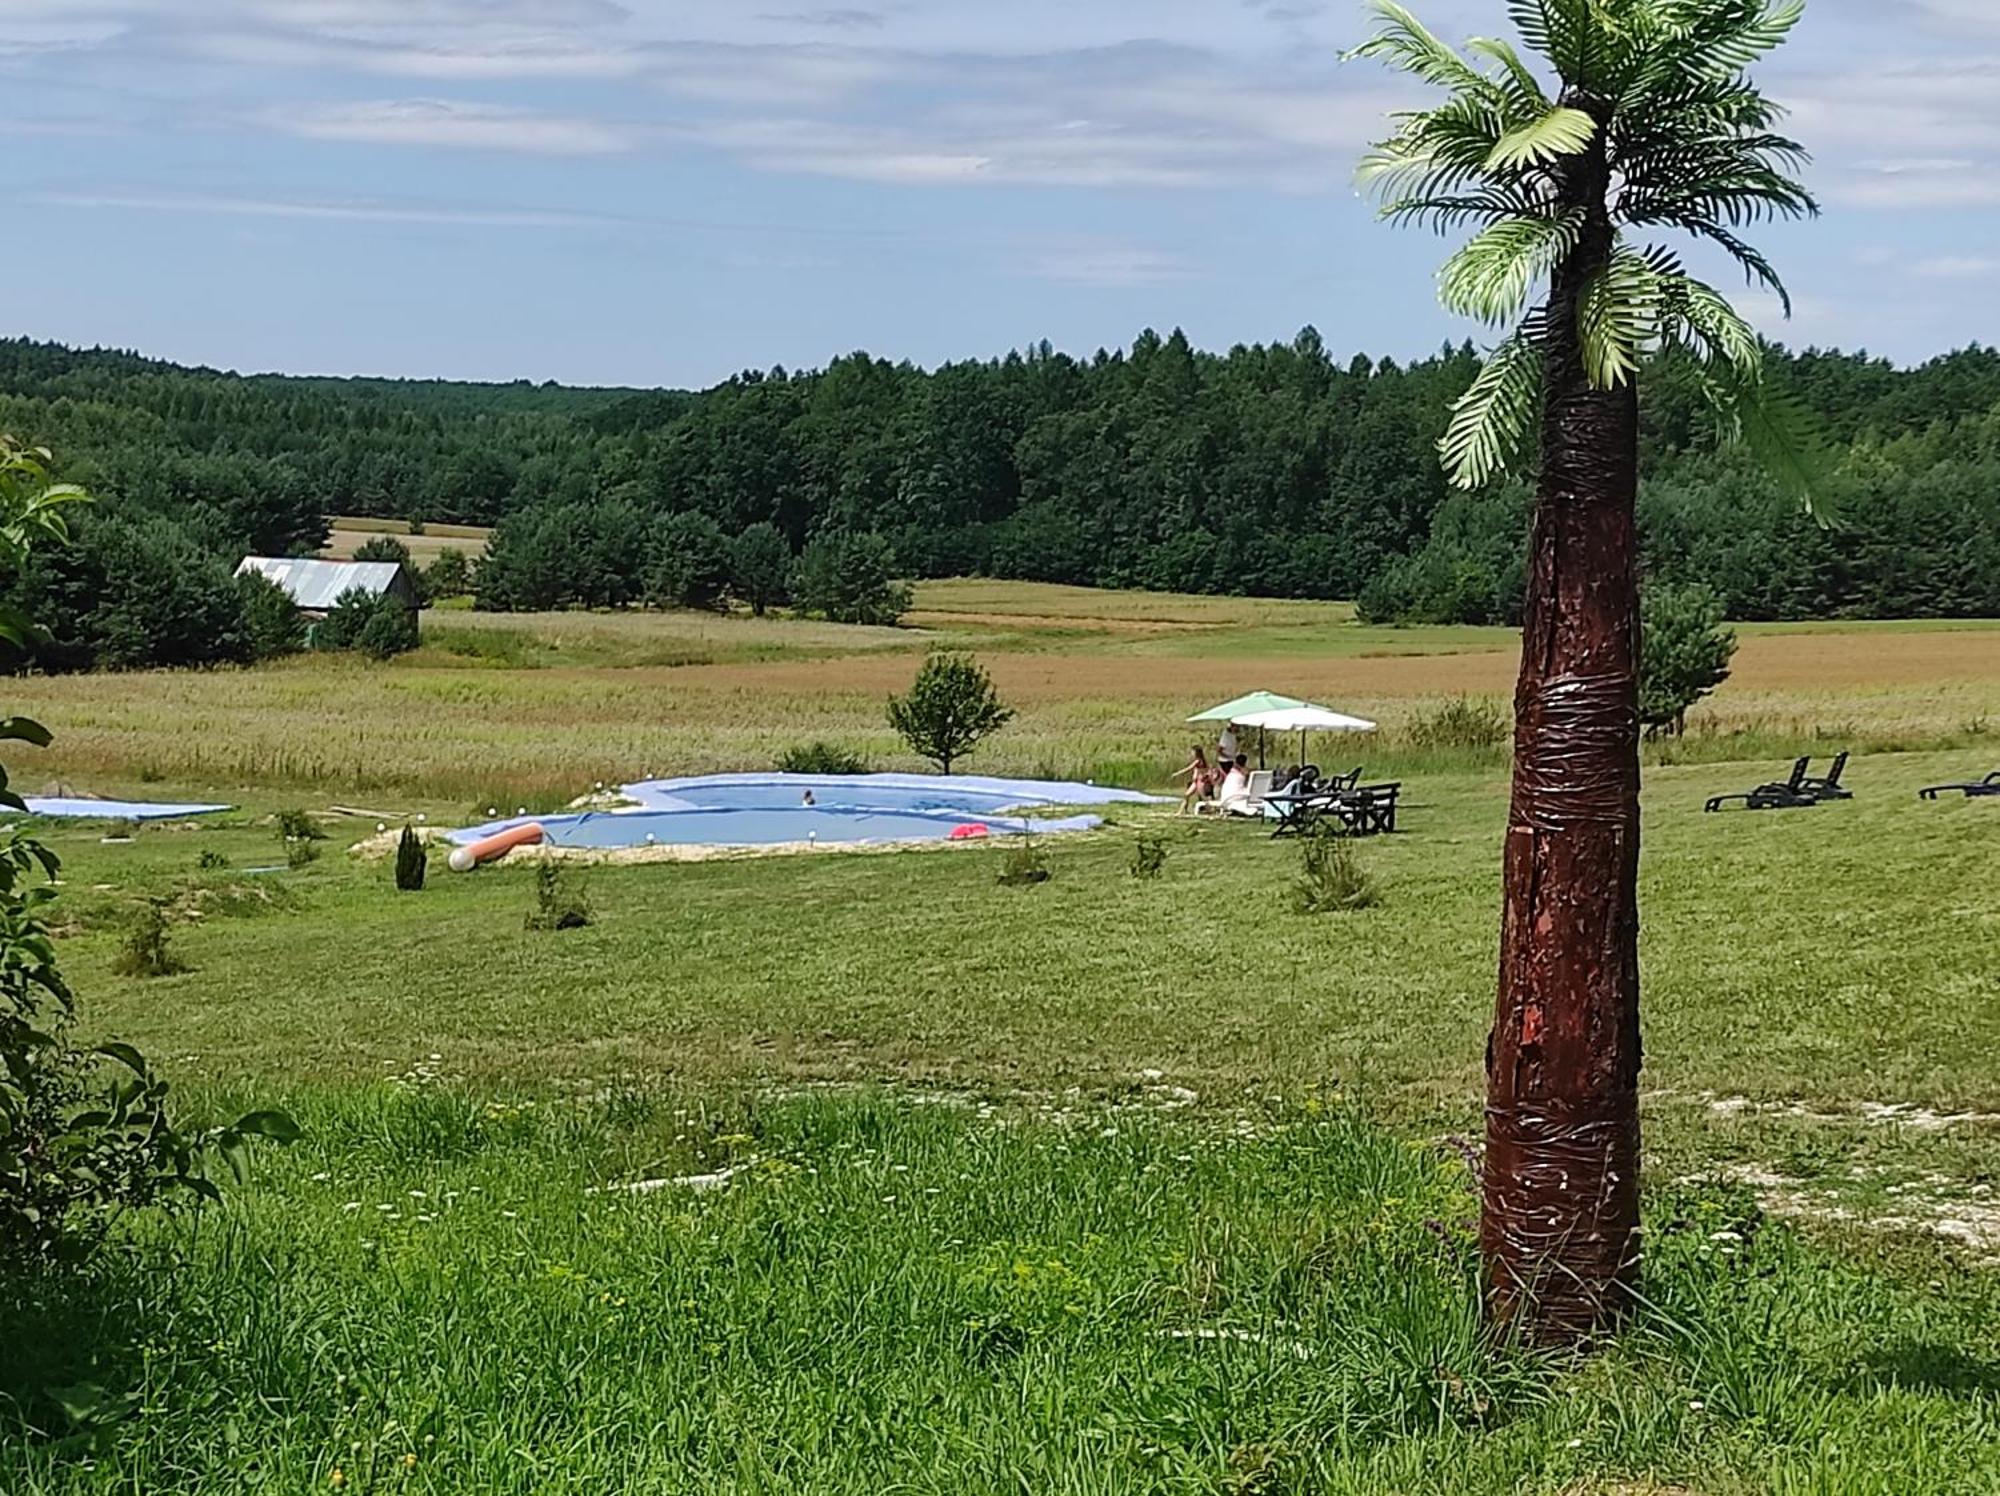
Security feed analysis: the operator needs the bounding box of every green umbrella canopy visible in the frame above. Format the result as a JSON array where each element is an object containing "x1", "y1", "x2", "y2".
[{"x1": 1187, "y1": 691, "x2": 1307, "y2": 723}]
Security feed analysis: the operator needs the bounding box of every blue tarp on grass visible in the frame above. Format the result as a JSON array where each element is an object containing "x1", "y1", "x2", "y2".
[{"x1": 24, "y1": 797, "x2": 231, "y2": 821}]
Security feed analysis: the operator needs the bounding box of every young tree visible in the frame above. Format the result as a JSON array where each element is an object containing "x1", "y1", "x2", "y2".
[
  {"x1": 645, "y1": 511, "x2": 734, "y2": 611},
  {"x1": 1354, "y1": 0, "x2": 1817, "y2": 1342},
  {"x1": 422, "y1": 546, "x2": 472, "y2": 603},
  {"x1": 887, "y1": 652, "x2": 1013, "y2": 774},
  {"x1": 731, "y1": 521, "x2": 792, "y2": 616},
  {"x1": 1639, "y1": 582, "x2": 1737, "y2": 736},
  {"x1": 793, "y1": 530, "x2": 912, "y2": 626},
  {"x1": 237, "y1": 567, "x2": 306, "y2": 661}
]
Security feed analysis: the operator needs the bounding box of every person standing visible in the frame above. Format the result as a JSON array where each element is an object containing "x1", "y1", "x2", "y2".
[{"x1": 1217, "y1": 723, "x2": 1240, "y2": 766}]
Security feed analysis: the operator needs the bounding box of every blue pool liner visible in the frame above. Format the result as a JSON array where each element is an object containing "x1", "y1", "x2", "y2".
[{"x1": 449, "y1": 772, "x2": 1164, "y2": 850}]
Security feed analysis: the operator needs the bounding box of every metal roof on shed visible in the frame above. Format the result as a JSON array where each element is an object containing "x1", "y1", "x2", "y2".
[{"x1": 236, "y1": 557, "x2": 406, "y2": 611}]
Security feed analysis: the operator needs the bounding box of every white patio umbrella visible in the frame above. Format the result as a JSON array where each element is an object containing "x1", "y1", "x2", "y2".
[{"x1": 1234, "y1": 703, "x2": 1377, "y2": 775}]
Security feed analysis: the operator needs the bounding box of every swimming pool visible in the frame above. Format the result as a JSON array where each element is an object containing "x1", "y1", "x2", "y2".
[{"x1": 448, "y1": 773, "x2": 1164, "y2": 852}]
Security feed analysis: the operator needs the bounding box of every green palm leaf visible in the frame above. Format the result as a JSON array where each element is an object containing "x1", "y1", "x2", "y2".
[
  {"x1": 1485, "y1": 105, "x2": 1598, "y2": 170},
  {"x1": 1440, "y1": 327, "x2": 1545, "y2": 489}
]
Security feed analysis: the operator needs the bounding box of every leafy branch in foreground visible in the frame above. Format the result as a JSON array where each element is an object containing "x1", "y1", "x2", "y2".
[{"x1": 0, "y1": 437, "x2": 295, "y2": 1268}]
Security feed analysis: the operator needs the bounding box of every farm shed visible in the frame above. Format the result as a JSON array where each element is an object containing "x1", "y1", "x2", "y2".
[{"x1": 237, "y1": 557, "x2": 418, "y2": 616}]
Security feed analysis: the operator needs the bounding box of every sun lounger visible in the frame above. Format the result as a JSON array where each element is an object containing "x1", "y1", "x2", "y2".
[
  {"x1": 1918, "y1": 771, "x2": 2000, "y2": 801},
  {"x1": 1799, "y1": 750, "x2": 1852, "y2": 801},
  {"x1": 1704, "y1": 756, "x2": 1817, "y2": 813}
]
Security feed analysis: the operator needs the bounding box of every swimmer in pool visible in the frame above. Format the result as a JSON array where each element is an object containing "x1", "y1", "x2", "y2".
[{"x1": 801, "y1": 789, "x2": 816, "y2": 806}]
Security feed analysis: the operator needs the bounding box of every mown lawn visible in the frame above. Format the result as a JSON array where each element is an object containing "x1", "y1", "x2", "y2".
[{"x1": 3, "y1": 584, "x2": 1997, "y2": 1492}]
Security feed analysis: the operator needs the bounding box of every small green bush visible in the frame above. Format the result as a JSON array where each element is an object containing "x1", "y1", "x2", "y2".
[
  {"x1": 395, "y1": 825, "x2": 427, "y2": 892},
  {"x1": 113, "y1": 900, "x2": 188, "y2": 978},
  {"x1": 101, "y1": 818, "x2": 139, "y2": 841},
  {"x1": 286, "y1": 838, "x2": 320, "y2": 869},
  {"x1": 997, "y1": 837, "x2": 1050, "y2": 888},
  {"x1": 1129, "y1": 836, "x2": 1168, "y2": 879},
  {"x1": 525, "y1": 862, "x2": 592, "y2": 931},
  {"x1": 197, "y1": 848, "x2": 228, "y2": 871},
  {"x1": 1293, "y1": 829, "x2": 1378, "y2": 915},
  {"x1": 276, "y1": 809, "x2": 324, "y2": 842},
  {"x1": 1407, "y1": 696, "x2": 1510, "y2": 753},
  {"x1": 776, "y1": 741, "x2": 870, "y2": 776}
]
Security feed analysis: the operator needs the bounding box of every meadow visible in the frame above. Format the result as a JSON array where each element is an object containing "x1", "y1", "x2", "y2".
[{"x1": 3, "y1": 582, "x2": 1998, "y2": 1494}]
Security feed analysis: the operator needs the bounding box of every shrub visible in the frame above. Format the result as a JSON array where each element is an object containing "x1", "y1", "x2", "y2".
[
  {"x1": 731, "y1": 522, "x2": 792, "y2": 616},
  {"x1": 286, "y1": 838, "x2": 320, "y2": 868},
  {"x1": 887, "y1": 652, "x2": 1013, "y2": 775},
  {"x1": 1294, "y1": 828, "x2": 1378, "y2": 914},
  {"x1": 525, "y1": 862, "x2": 592, "y2": 931},
  {"x1": 793, "y1": 530, "x2": 911, "y2": 626},
  {"x1": 0, "y1": 438, "x2": 294, "y2": 1268},
  {"x1": 1407, "y1": 696, "x2": 1510, "y2": 753},
  {"x1": 355, "y1": 596, "x2": 419, "y2": 659},
  {"x1": 394, "y1": 825, "x2": 427, "y2": 891},
  {"x1": 996, "y1": 836, "x2": 1050, "y2": 887},
  {"x1": 1130, "y1": 836, "x2": 1168, "y2": 879},
  {"x1": 776, "y1": 741, "x2": 869, "y2": 776},
  {"x1": 1640, "y1": 582, "x2": 1738, "y2": 737},
  {"x1": 352, "y1": 534, "x2": 412, "y2": 566},
  {"x1": 112, "y1": 900, "x2": 187, "y2": 979},
  {"x1": 276, "y1": 809, "x2": 324, "y2": 841},
  {"x1": 197, "y1": 848, "x2": 228, "y2": 871}
]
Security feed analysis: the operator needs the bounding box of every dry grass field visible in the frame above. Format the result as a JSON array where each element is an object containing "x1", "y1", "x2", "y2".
[
  {"x1": 9, "y1": 581, "x2": 1997, "y2": 805},
  {"x1": 320, "y1": 514, "x2": 491, "y2": 564}
]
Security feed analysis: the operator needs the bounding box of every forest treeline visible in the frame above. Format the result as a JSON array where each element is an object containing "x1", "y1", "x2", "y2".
[{"x1": 1, "y1": 330, "x2": 1997, "y2": 666}]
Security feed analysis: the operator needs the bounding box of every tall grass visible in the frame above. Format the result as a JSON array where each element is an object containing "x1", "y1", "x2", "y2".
[{"x1": 3, "y1": 1087, "x2": 1994, "y2": 1494}]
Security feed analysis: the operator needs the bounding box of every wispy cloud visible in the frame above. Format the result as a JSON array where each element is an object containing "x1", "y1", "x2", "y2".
[
  {"x1": 1913, "y1": 254, "x2": 2000, "y2": 278},
  {"x1": 32, "y1": 187, "x2": 623, "y2": 229},
  {"x1": 278, "y1": 98, "x2": 635, "y2": 154},
  {"x1": 1022, "y1": 246, "x2": 1198, "y2": 287}
]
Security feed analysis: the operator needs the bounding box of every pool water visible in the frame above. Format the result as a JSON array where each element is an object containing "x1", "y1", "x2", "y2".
[{"x1": 449, "y1": 773, "x2": 1162, "y2": 851}]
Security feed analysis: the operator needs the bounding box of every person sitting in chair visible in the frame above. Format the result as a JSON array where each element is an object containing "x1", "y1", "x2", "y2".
[{"x1": 1216, "y1": 754, "x2": 1255, "y2": 816}]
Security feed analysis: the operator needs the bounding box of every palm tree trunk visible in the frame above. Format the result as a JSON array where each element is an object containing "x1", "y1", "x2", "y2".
[{"x1": 1481, "y1": 118, "x2": 1643, "y2": 1344}]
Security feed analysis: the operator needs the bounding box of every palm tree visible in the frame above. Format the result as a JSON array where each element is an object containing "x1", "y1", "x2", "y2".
[{"x1": 1350, "y1": 0, "x2": 1817, "y2": 1344}]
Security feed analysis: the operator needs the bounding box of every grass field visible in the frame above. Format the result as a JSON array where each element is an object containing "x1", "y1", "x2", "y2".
[
  {"x1": 321, "y1": 515, "x2": 492, "y2": 566},
  {"x1": 4, "y1": 582, "x2": 1998, "y2": 1493}
]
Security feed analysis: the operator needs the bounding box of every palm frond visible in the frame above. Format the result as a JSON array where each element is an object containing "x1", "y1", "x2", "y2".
[
  {"x1": 1438, "y1": 210, "x2": 1586, "y2": 323},
  {"x1": 1348, "y1": 0, "x2": 1492, "y2": 95},
  {"x1": 1576, "y1": 244, "x2": 1678, "y2": 389},
  {"x1": 1464, "y1": 35, "x2": 1552, "y2": 110},
  {"x1": 1485, "y1": 104, "x2": 1599, "y2": 170},
  {"x1": 1440, "y1": 323, "x2": 1545, "y2": 489},
  {"x1": 1506, "y1": 0, "x2": 1592, "y2": 84}
]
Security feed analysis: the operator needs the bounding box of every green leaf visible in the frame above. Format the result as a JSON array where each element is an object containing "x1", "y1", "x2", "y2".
[
  {"x1": 0, "y1": 716, "x2": 53, "y2": 748},
  {"x1": 1439, "y1": 328, "x2": 1545, "y2": 489},
  {"x1": 94, "y1": 1041, "x2": 151, "y2": 1076},
  {"x1": 1484, "y1": 105, "x2": 1597, "y2": 170},
  {"x1": 1438, "y1": 210, "x2": 1585, "y2": 324},
  {"x1": 229, "y1": 1109, "x2": 304, "y2": 1144}
]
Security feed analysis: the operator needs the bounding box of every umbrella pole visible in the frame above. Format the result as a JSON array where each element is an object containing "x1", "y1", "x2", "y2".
[{"x1": 1259, "y1": 728, "x2": 1266, "y2": 769}]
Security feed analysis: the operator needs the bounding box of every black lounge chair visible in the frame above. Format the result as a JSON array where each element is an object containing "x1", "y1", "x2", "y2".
[
  {"x1": 1705, "y1": 756, "x2": 1817, "y2": 813},
  {"x1": 1919, "y1": 771, "x2": 2000, "y2": 801},
  {"x1": 1799, "y1": 750, "x2": 1852, "y2": 801}
]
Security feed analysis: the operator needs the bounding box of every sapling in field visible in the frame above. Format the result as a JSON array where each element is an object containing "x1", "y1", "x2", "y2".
[{"x1": 888, "y1": 652, "x2": 1013, "y2": 775}]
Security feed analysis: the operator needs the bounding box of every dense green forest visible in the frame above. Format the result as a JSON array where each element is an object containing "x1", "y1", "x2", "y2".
[{"x1": 1, "y1": 330, "x2": 1997, "y2": 669}]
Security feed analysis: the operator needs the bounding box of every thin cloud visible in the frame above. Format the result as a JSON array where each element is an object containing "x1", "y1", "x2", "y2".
[
  {"x1": 279, "y1": 98, "x2": 635, "y2": 154},
  {"x1": 34, "y1": 187, "x2": 622, "y2": 229},
  {"x1": 1023, "y1": 247, "x2": 1198, "y2": 287},
  {"x1": 1913, "y1": 255, "x2": 2000, "y2": 278}
]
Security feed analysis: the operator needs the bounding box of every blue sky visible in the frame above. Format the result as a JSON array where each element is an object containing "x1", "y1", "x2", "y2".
[{"x1": 6, "y1": 0, "x2": 1998, "y2": 387}]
